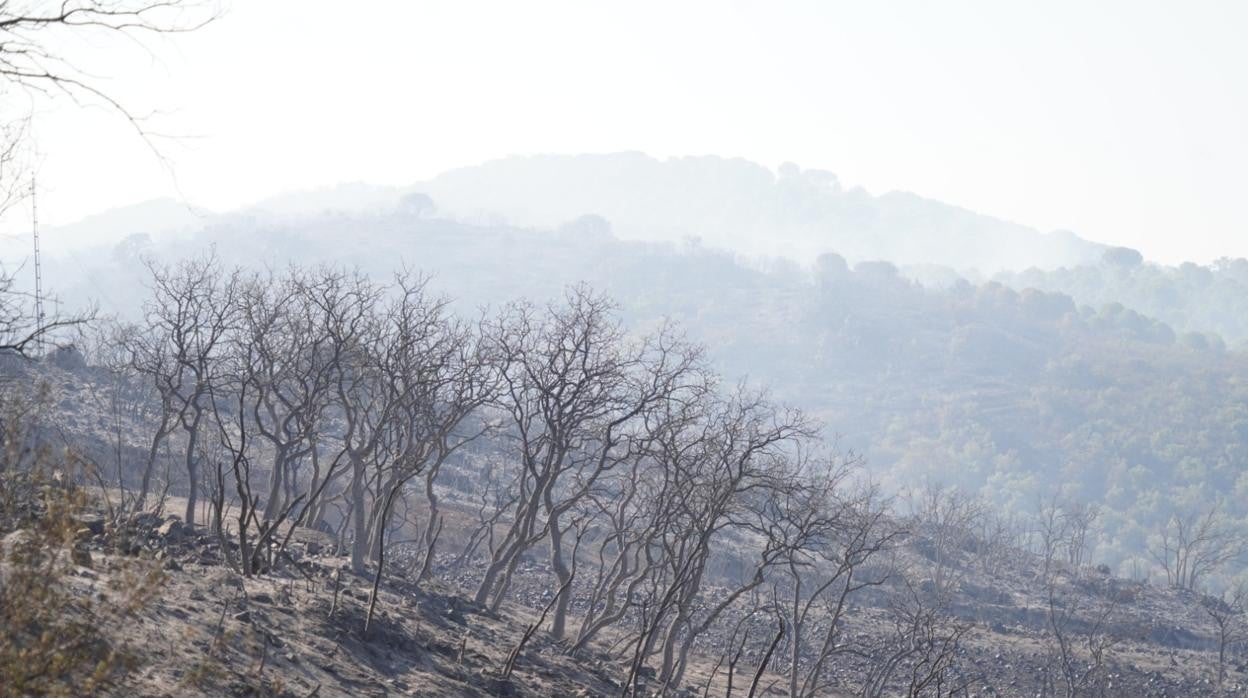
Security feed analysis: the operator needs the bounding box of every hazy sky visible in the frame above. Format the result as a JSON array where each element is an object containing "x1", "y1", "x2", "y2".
[{"x1": 8, "y1": 0, "x2": 1248, "y2": 264}]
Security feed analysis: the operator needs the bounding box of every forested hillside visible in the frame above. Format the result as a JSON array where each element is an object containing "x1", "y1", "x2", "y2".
[{"x1": 991, "y1": 252, "x2": 1248, "y2": 349}]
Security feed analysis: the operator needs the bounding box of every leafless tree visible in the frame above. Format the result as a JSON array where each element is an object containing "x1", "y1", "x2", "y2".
[
  {"x1": 906, "y1": 482, "x2": 983, "y2": 598},
  {"x1": 567, "y1": 419, "x2": 691, "y2": 654},
  {"x1": 0, "y1": 1, "x2": 222, "y2": 256},
  {"x1": 119, "y1": 320, "x2": 183, "y2": 511},
  {"x1": 971, "y1": 507, "x2": 1023, "y2": 580},
  {"x1": 1201, "y1": 581, "x2": 1247, "y2": 692},
  {"x1": 500, "y1": 515, "x2": 589, "y2": 678},
  {"x1": 1061, "y1": 500, "x2": 1100, "y2": 571},
  {"x1": 1034, "y1": 494, "x2": 1074, "y2": 584},
  {"x1": 473, "y1": 285, "x2": 706, "y2": 647},
  {"x1": 143, "y1": 253, "x2": 240, "y2": 527},
  {"x1": 1030, "y1": 495, "x2": 1120, "y2": 698},
  {"x1": 779, "y1": 478, "x2": 906, "y2": 698},
  {"x1": 0, "y1": 0, "x2": 223, "y2": 377},
  {"x1": 277, "y1": 266, "x2": 381, "y2": 542},
  {"x1": 1043, "y1": 574, "x2": 1120, "y2": 698},
  {"x1": 0, "y1": 266, "x2": 92, "y2": 357},
  {"x1": 1148, "y1": 500, "x2": 1247, "y2": 591},
  {"x1": 361, "y1": 274, "x2": 498, "y2": 629},
  {"x1": 618, "y1": 385, "x2": 819, "y2": 693},
  {"x1": 78, "y1": 325, "x2": 152, "y2": 513},
  {"x1": 453, "y1": 453, "x2": 518, "y2": 576},
  {"x1": 276, "y1": 267, "x2": 388, "y2": 572},
  {"x1": 0, "y1": 117, "x2": 27, "y2": 217},
  {"x1": 856, "y1": 578, "x2": 971, "y2": 698},
  {"x1": 0, "y1": 1, "x2": 221, "y2": 136},
  {"x1": 231, "y1": 271, "x2": 331, "y2": 525}
]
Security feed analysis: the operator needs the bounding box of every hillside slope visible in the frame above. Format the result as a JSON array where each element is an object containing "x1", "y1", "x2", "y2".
[
  {"x1": 27, "y1": 210, "x2": 1248, "y2": 579},
  {"x1": 4, "y1": 484, "x2": 1244, "y2": 697}
]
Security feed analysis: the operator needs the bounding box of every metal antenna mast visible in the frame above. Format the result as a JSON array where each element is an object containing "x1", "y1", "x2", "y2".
[{"x1": 32, "y1": 175, "x2": 45, "y2": 334}]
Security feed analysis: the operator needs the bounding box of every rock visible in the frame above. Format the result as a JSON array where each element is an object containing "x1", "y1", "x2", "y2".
[
  {"x1": 305, "y1": 540, "x2": 323, "y2": 556},
  {"x1": 71, "y1": 544, "x2": 93, "y2": 568},
  {"x1": 165, "y1": 558, "x2": 183, "y2": 572},
  {"x1": 156, "y1": 518, "x2": 186, "y2": 542},
  {"x1": 251, "y1": 593, "x2": 273, "y2": 604},
  {"x1": 46, "y1": 344, "x2": 88, "y2": 371},
  {"x1": 233, "y1": 610, "x2": 252, "y2": 623},
  {"x1": 1, "y1": 529, "x2": 33, "y2": 557},
  {"x1": 75, "y1": 515, "x2": 106, "y2": 536}
]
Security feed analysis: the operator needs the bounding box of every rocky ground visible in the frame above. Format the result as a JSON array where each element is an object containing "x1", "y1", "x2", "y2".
[
  {"x1": 25, "y1": 504, "x2": 1238, "y2": 697},
  {"x1": 41, "y1": 510, "x2": 632, "y2": 697}
]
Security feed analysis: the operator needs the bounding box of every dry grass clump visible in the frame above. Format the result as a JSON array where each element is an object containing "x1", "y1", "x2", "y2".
[{"x1": 0, "y1": 392, "x2": 162, "y2": 697}]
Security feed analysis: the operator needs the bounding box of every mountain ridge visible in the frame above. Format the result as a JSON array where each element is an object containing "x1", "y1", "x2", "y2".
[{"x1": 31, "y1": 152, "x2": 1107, "y2": 274}]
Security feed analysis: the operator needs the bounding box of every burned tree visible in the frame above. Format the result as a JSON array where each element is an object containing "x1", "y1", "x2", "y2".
[
  {"x1": 473, "y1": 285, "x2": 706, "y2": 645},
  {"x1": 906, "y1": 482, "x2": 983, "y2": 600},
  {"x1": 1201, "y1": 582, "x2": 1247, "y2": 692},
  {"x1": 1148, "y1": 500, "x2": 1247, "y2": 591},
  {"x1": 361, "y1": 275, "x2": 497, "y2": 630},
  {"x1": 621, "y1": 386, "x2": 819, "y2": 692},
  {"x1": 856, "y1": 579, "x2": 971, "y2": 698},
  {"x1": 778, "y1": 478, "x2": 905, "y2": 698},
  {"x1": 0, "y1": 1, "x2": 221, "y2": 138},
  {"x1": 142, "y1": 253, "x2": 240, "y2": 527}
]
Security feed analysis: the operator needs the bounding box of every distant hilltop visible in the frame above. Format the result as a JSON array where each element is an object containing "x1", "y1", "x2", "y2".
[{"x1": 417, "y1": 152, "x2": 1107, "y2": 272}]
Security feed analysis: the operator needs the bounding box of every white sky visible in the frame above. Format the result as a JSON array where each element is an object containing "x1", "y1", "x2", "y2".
[{"x1": 9, "y1": 0, "x2": 1248, "y2": 264}]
